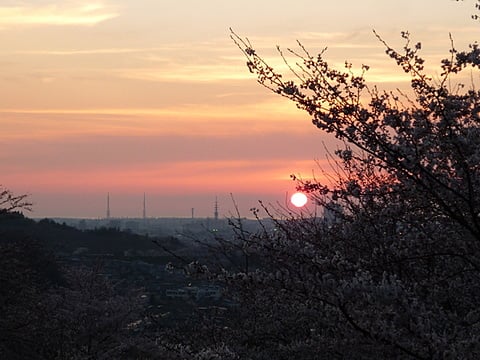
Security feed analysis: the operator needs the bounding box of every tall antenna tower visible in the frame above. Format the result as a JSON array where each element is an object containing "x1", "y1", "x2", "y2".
[
  {"x1": 143, "y1": 192, "x2": 146, "y2": 219},
  {"x1": 106, "y1": 193, "x2": 110, "y2": 219},
  {"x1": 214, "y1": 196, "x2": 219, "y2": 221}
]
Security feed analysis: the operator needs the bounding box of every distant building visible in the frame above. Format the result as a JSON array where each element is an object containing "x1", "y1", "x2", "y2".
[
  {"x1": 106, "y1": 193, "x2": 111, "y2": 219},
  {"x1": 143, "y1": 193, "x2": 146, "y2": 219}
]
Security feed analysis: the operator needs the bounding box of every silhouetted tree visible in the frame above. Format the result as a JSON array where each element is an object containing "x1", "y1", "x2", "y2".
[
  {"x1": 207, "y1": 3, "x2": 480, "y2": 359},
  {"x1": 0, "y1": 186, "x2": 31, "y2": 213},
  {"x1": 0, "y1": 193, "x2": 150, "y2": 359}
]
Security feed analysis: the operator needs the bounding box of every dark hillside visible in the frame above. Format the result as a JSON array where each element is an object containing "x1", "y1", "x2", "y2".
[{"x1": 0, "y1": 212, "x2": 184, "y2": 256}]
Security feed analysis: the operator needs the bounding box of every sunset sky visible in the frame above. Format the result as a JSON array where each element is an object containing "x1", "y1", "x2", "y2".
[{"x1": 1, "y1": 0, "x2": 478, "y2": 218}]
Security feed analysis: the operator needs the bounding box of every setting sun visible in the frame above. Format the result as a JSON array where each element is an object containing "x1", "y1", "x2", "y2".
[{"x1": 290, "y1": 192, "x2": 308, "y2": 208}]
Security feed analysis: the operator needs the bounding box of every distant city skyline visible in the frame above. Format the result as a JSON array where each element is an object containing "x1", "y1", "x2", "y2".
[
  {"x1": 32, "y1": 191, "x2": 295, "y2": 219},
  {"x1": 100, "y1": 193, "x2": 226, "y2": 220},
  {"x1": 1, "y1": 0, "x2": 477, "y2": 218}
]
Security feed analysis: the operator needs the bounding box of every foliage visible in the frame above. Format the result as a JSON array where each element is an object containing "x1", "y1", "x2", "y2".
[
  {"x1": 213, "y1": 7, "x2": 480, "y2": 360},
  {"x1": 0, "y1": 212, "x2": 183, "y2": 256},
  {"x1": 0, "y1": 207, "x2": 220, "y2": 359},
  {"x1": 0, "y1": 233, "x2": 61, "y2": 359},
  {"x1": 37, "y1": 265, "x2": 143, "y2": 359},
  {"x1": 0, "y1": 211, "x2": 149, "y2": 359},
  {"x1": 0, "y1": 186, "x2": 31, "y2": 213}
]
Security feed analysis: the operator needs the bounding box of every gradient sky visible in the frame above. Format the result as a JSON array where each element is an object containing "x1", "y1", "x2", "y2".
[{"x1": 1, "y1": 0, "x2": 477, "y2": 218}]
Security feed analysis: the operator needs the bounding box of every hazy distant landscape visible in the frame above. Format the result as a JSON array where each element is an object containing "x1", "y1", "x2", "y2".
[{"x1": 0, "y1": 210, "x2": 264, "y2": 357}]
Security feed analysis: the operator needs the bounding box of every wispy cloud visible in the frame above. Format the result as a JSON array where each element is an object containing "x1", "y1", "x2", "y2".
[
  {"x1": 0, "y1": 100, "x2": 307, "y2": 139},
  {"x1": 12, "y1": 47, "x2": 171, "y2": 56},
  {"x1": 116, "y1": 65, "x2": 255, "y2": 83},
  {"x1": 0, "y1": 2, "x2": 119, "y2": 28}
]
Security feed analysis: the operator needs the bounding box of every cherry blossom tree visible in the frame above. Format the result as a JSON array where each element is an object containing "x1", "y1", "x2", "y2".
[
  {"x1": 0, "y1": 186, "x2": 31, "y2": 213},
  {"x1": 213, "y1": 3, "x2": 480, "y2": 359}
]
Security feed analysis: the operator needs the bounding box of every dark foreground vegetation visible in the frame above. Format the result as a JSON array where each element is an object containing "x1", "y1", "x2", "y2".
[{"x1": 0, "y1": 209, "x2": 183, "y2": 359}]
